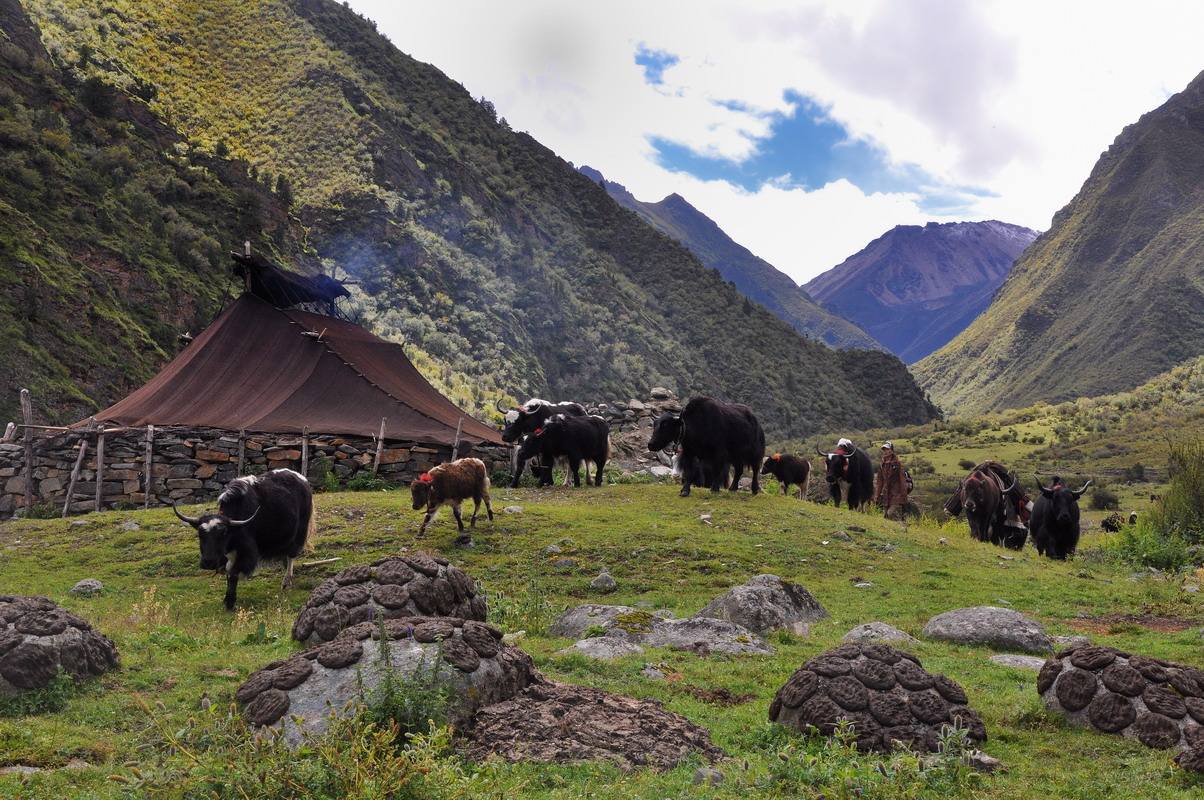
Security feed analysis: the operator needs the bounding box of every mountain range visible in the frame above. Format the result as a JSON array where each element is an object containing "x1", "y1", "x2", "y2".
[
  {"x1": 1, "y1": 0, "x2": 938, "y2": 434},
  {"x1": 915, "y1": 69, "x2": 1204, "y2": 413},
  {"x1": 805, "y1": 221, "x2": 1038, "y2": 363},
  {"x1": 577, "y1": 165, "x2": 880, "y2": 350}
]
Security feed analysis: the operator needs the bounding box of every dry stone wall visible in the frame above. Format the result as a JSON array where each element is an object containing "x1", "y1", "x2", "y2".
[{"x1": 0, "y1": 426, "x2": 506, "y2": 518}]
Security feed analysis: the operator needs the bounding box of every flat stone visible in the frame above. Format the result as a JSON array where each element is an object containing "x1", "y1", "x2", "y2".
[
  {"x1": 590, "y1": 571, "x2": 617, "y2": 593},
  {"x1": 550, "y1": 605, "x2": 640, "y2": 639},
  {"x1": 69, "y1": 579, "x2": 104, "y2": 597},
  {"x1": 923, "y1": 606, "x2": 1052, "y2": 654},
  {"x1": 694, "y1": 574, "x2": 828, "y2": 634},
  {"x1": 503, "y1": 506, "x2": 524, "y2": 514},
  {"x1": 693, "y1": 767, "x2": 725, "y2": 785},
  {"x1": 843, "y1": 622, "x2": 919, "y2": 645},
  {"x1": 558, "y1": 638, "x2": 644, "y2": 661},
  {"x1": 990, "y1": 654, "x2": 1047, "y2": 671}
]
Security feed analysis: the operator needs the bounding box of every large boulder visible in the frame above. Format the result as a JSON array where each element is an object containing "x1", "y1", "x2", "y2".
[
  {"x1": 694, "y1": 575, "x2": 827, "y2": 634},
  {"x1": 769, "y1": 642, "x2": 987, "y2": 753},
  {"x1": 465, "y1": 680, "x2": 724, "y2": 770},
  {"x1": 551, "y1": 605, "x2": 771, "y2": 656},
  {"x1": 922, "y1": 606, "x2": 1052, "y2": 654},
  {"x1": 292, "y1": 554, "x2": 485, "y2": 644},
  {"x1": 0, "y1": 595, "x2": 119, "y2": 695},
  {"x1": 239, "y1": 616, "x2": 533, "y2": 746},
  {"x1": 1039, "y1": 643, "x2": 1204, "y2": 753}
]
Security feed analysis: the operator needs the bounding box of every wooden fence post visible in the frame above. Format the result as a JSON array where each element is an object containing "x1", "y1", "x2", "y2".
[
  {"x1": 19, "y1": 389, "x2": 32, "y2": 515},
  {"x1": 2, "y1": 422, "x2": 14, "y2": 443},
  {"x1": 143, "y1": 425, "x2": 154, "y2": 510},
  {"x1": 94, "y1": 426, "x2": 105, "y2": 514},
  {"x1": 237, "y1": 429, "x2": 246, "y2": 475},
  {"x1": 372, "y1": 418, "x2": 387, "y2": 474},
  {"x1": 301, "y1": 426, "x2": 309, "y2": 479},
  {"x1": 62, "y1": 439, "x2": 87, "y2": 518},
  {"x1": 451, "y1": 417, "x2": 463, "y2": 461}
]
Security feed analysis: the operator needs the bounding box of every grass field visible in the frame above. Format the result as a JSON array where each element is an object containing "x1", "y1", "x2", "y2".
[{"x1": 1, "y1": 481, "x2": 1203, "y2": 799}]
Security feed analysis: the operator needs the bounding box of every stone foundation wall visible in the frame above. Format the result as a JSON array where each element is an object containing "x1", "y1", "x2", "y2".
[{"x1": 0, "y1": 426, "x2": 507, "y2": 518}]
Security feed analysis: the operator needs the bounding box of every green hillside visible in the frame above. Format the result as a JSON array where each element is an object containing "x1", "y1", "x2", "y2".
[
  {"x1": 11, "y1": 0, "x2": 937, "y2": 436},
  {"x1": 914, "y1": 71, "x2": 1204, "y2": 414},
  {"x1": 578, "y1": 166, "x2": 882, "y2": 351}
]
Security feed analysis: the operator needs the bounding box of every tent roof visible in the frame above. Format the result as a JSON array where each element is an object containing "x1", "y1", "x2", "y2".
[{"x1": 80, "y1": 294, "x2": 503, "y2": 446}]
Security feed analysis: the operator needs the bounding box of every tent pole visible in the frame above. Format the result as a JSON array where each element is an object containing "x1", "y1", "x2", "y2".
[
  {"x1": 62, "y1": 439, "x2": 87, "y2": 518},
  {"x1": 143, "y1": 425, "x2": 154, "y2": 510},
  {"x1": 94, "y1": 426, "x2": 105, "y2": 514},
  {"x1": 452, "y1": 417, "x2": 463, "y2": 461},
  {"x1": 301, "y1": 426, "x2": 309, "y2": 479},
  {"x1": 373, "y1": 418, "x2": 386, "y2": 474},
  {"x1": 19, "y1": 389, "x2": 32, "y2": 515}
]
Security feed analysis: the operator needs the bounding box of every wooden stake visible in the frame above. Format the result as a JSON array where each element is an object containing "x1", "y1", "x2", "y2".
[
  {"x1": 2, "y1": 422, "x2": 14, "y2": 443},
  {"x1": 19, "y1": 389, "x2": 32, "y2": 515},
  {"x1": 143, "y1": 425, "x2": 154, "y2": 510},
  {"x1": 301, "y1": 426, "x2": 309, "y2": 479},
  {"x1": 452, "y1": 416, "x2": 463, "y2": 461},
  {"x1": 372, "y1": 418, "x2": 387, "y2": 474},
  {"x1": 237, "y1": 429, "x2": 246, "y2": 475},
  {"x1": 94, "y1": 426, "x2": 105, "y2": 514},
  {"x1": 62, "y1": 439, "x2": 87, "y2": 518}
]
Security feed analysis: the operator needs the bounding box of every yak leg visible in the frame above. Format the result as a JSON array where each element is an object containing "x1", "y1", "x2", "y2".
[
  {"x1": 569, "y1": 458, "x2": 582, "y2": 487},
  {"x1": 710, "y1": 461, "x2": 727, "y2": 493},
  {"x1": 594, "y1": 453, "x2": 606, "y2": 486},
  {"x1": 751, "y1": 463, "x2": 761, "y2": 495},
  {"x1": 729, "y1": 462, "x2": 743, "y2": 492},
  {"x1": 483, "y1": 489, "x2": 494, "y2": 521},
  {"x1": 470, "y1": 497, "x2": 481, "y2": 527},
  {"x1": 452, "y1": 502, "x2": 465, "y2": 531},
  {"x1": 281, "y1": 557, "x2": 295, "y2": 590},
  {"x1": 781, "y1": 481, "x2": 788, "y2": 496},
  {"x1": 224, "y1": 572, "x2": 239, "y2": 611},
  {"x1": 801, "y1": 472, "x2": 811, "y2": 500},
  {"x1": 509, "y1": 452, "x2": 526, "y2": 488},
  {"x1": 418, "y1": 506, "x2": 437, "y2": 537}
]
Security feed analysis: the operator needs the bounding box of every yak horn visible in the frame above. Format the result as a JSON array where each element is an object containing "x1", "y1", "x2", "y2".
[
  {"x1": 495, "y1": 398, "x2": 510, "y2": 414},
  {"x1": 1000, "y1": 475, "x2": 1017, "y2": 494},
  {"x1": 225, "y1": 508, "x2": 259, "y2": 528},
  {"x1": 1072, "y1": 479, "x2": 1093, "y2": 498},
  {"x1": 1033, "y1": 474, "x2": 1048, "y2": 493},
  {"x1": 171, "y1": 502, "x2": 202, "y2": 527}
]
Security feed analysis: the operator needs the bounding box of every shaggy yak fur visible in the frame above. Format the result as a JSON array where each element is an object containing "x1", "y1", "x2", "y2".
[
  {"x1": 410, "y1": 457, "x2": 494, "y2": 540},
  {"x1": 172, "y1": 468, "x2": 314, "y2": 610},
  {"x1": 514, "y1": 414, "x2": 610, "y2": 487},
  {"x1": 761, "y1": 453, "x2": 811, "y2": 498},
  {"x1": 1031, "y1": 475, "x2": 1091, "y2": 560},
  {"x1": 648, "y1": 396, "x2": 765, "y2": 497}
]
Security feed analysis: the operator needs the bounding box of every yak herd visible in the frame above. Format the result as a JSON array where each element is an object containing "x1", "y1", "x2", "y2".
[{"x1": 171, "y1": 396, "x2": 1101, "y2": 610}]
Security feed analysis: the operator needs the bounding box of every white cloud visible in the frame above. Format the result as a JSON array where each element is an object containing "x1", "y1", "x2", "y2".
[{"x1": 348, "y1": 0, "x2": 1204, "y2": 282}]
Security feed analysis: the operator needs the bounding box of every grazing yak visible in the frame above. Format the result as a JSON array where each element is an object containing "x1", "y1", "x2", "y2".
[
  {"x1": 648, "y1": 396, "x2": 765, "y2": 496},
  {"x1": 410, "y1": 457, "x2": 493, "y2": 542},
  {"x1": 501, "y1": 398, "x2": 589, "y2": 487},
  {"x1": 817, "y1": 440, "x2": 874, "y2": 510},
  {"x1": 944, "y1": 462, "x2": 1029, "y2": 549},
  {"x1": 761, "y1": 453, "x2": 811, "y2": 499},
  {"x1": 1031, "y1": 475, "x2": 1092, "y2": 560},
  {"x1": 515, "y1": 413, "x2": 610, "y2": 487},
  {"x1": 172, "y1": 468, "x2": 314, "y2": 610}
]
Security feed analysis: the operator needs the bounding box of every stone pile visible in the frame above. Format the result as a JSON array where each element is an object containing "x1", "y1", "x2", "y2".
[
  {"x1": 465, "y1": 680, "x2": 725, "y2": 771},
  {"x1": 583, "y1": 388, "x2": 682, "y2": 472},
  {"x1": 769, "y1": 642, "x2": 987, "y2": 753},
  {"x1": 239, "y1": 616, "x2": 533, "y2": 745},
  {"x1": 1039, "y1": 644, "x2": 1204, "y2": 752},
  {"x1": 0, "y1": 595, "x2": 119, "y2": 693},
  {"x1": 0, "y1": 425, "x2": 506, "y2": 518},
  {"x1": 292, "y1": 554, "x2": 486, "y2": 644}
]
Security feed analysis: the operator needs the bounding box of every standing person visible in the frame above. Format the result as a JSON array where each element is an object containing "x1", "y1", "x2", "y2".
[{"x1": 874, "y1": 441, "x2": 909, "y2": 520}]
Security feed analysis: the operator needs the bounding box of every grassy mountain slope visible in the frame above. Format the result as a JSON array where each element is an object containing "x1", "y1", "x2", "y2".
[
  {"x1": 915, "y1": 71, "x2": 1204, "y2": 413},
  {"x1": 0, "y1": 0, "x2": 308, "y2": 424},
  {"x1": 578, "y1": 165, "x2": 882, "y2": 351},
  {"x1": 805, "y1": 221, "x2": 1037, "y2": 363},
  {"x1": 18, "y1": 0, "x2": 937, "y2": 435}
]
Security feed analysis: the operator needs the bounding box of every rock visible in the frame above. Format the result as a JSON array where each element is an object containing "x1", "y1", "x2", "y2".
[
  {"x1": 967, "y1": 751, "x2": 1004, "y2": 773},
  {"x1": 550, "y1": 605, "x2": 771, "y2": 655},
  {"x1": 69, "y1": 520, "x2": 88, "y2": 528},
  {"x1": 69, "y1": 579, "x2": 103, "y2": 597},
  {"x1": 989, "y1": 654, "x2": 1047, "y2": 671},
  {"x1": 558, "y1": 638, "x2": 644, "y2": 661},
  {"x1": 641, "y1": 665, "x2": 666, "y2": 681},
  {"x1": 649, "y1": 387, "x2": 674, "y2": 400},
  {"x1": 854, "y1": 582, "x2": 874, "y2": 588},
  {"x1": 693, "y1": 766, "x2": 725, "y2": 785},
  {"x1": 832, "y1": 530, "x2": 853, "y2": 542},
  {"x1": 769, "y1": 642, "x2": 988, "y2": 754},
  {"x1": 240, "y1": 616, "x2": 533, "y2": 746},
  {"x1": 464, "y1": 680, "x2": 723, "y2": 770},
  {"x1": 938, "y1": 537, "x2": 948, "y2": 545},
  {"x1": 649, "y1": 465, "x2": 673, "y2": 478},
  {"x1": 1038, "y1": 645, "x2": 1204, "y2": 754},
  {"x1": 590, "y1": 570, "x2": 617, "y2": 594},
  {"x1": 843, "y1": 622, "x2": 918, "y2": 645},
  {"x1": 1053, "y1": 635, "x2": 1092, "y2": 650},
  {"x1": 551, "y1": 558, "x2": 578, "y2": 570},
  {"x1": 119, "y1": 520, "x2": 140, "y2": 532},
  {"x1": 694, "y1": 574, "x2": 828, "y2": 635},
  {"x1": 502, "y1": 631, "x2": 526, "y2": 644},
  {"x1": 550, "y1": 605, "x2": 643, "y2": 639},
  {"x1": 503, "y1": 506, "x2": 524, "y2": 514},
  {"x1": 291, "y1": 555, "x2": 485, "y2": 645},
  {"x1": 543, "y1": 544, "x2": 562, "y2": 556},
  {"x1": 0, "y1": 595, "x2": 119, "y2": 694},
  {"x1": 922, "y1": 606, "x2": 1052, "y2": 654}
]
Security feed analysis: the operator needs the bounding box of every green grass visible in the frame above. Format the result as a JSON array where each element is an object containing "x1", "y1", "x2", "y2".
[{"x1": 1, "y1": 484, "x2": 1202, "y2": 798}]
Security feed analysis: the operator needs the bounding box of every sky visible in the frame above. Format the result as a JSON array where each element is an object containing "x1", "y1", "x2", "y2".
[{"x1": 348, "y1": 0, "x2": 1204, "y2": 284}]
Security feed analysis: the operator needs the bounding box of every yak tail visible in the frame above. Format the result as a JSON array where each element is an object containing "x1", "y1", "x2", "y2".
[{"x1": 302, "y1": 504, "x2": 317, "y2": 554}]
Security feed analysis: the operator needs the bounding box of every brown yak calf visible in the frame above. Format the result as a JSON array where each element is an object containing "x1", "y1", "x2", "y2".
[{"x1": 410, "y1": 457, "x2": 494, "y2": 542}]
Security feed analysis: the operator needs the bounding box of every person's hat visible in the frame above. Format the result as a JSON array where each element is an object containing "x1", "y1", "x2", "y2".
[{"x1": 881, "y1": 441, "x2": 893, "y2": 450}]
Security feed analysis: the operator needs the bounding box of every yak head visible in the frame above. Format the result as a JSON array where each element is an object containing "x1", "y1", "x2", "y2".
[
  {"x1": 498, "y1": 398, "x2": 550, "y2": 443},
  {"x1": 960, "y1": 472, "x2": 989, "y2": 515},
  {"x1": 410, "y1": 471, "x2": 435, "y2": 510},
  {"x1": 1036, "y1": 475, "x2": 1091, "y2": 525},
  {"x1": 817, "y1": 443, "x2": 855, "y2": 485},
  {"x1": 172, "y1": 504, "x2": 258, "y2": 571},
  {"x1": 647, "y1": 412, "x2": 682, "y2": 452},
  {"x1": 516, "y1": 419, "x2": 557, "y2": 463}
]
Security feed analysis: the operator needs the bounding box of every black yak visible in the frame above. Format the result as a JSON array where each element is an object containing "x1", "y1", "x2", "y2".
[
  {"x1": 817, "y1": 440, "x2": 874, "y2": 510},
  {"x1": 1031, "y1": 475, "x2": 1092, "y2": 560},
  {"x1": 760, "y1": 453, "x2": 811, "y2": 499},
  {"x1": 514, "y1": 414, "x2": 610, "y2": 487},
  {"x1": 648, "y1": 396, "x2": 764, "y2": 497}
]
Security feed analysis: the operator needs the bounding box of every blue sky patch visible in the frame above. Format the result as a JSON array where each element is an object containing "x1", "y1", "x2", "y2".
[{"x1": 634, "y1": 45, "x2": 679, "y2": 86}]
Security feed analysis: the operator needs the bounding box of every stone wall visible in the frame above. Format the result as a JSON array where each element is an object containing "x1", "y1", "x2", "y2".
[
  {"x1": 583, "y1": 387, "x2": 682, "y2": 473},
  {"x1": 0, "y1": 426, "x2": 507, "y2": 518}
]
